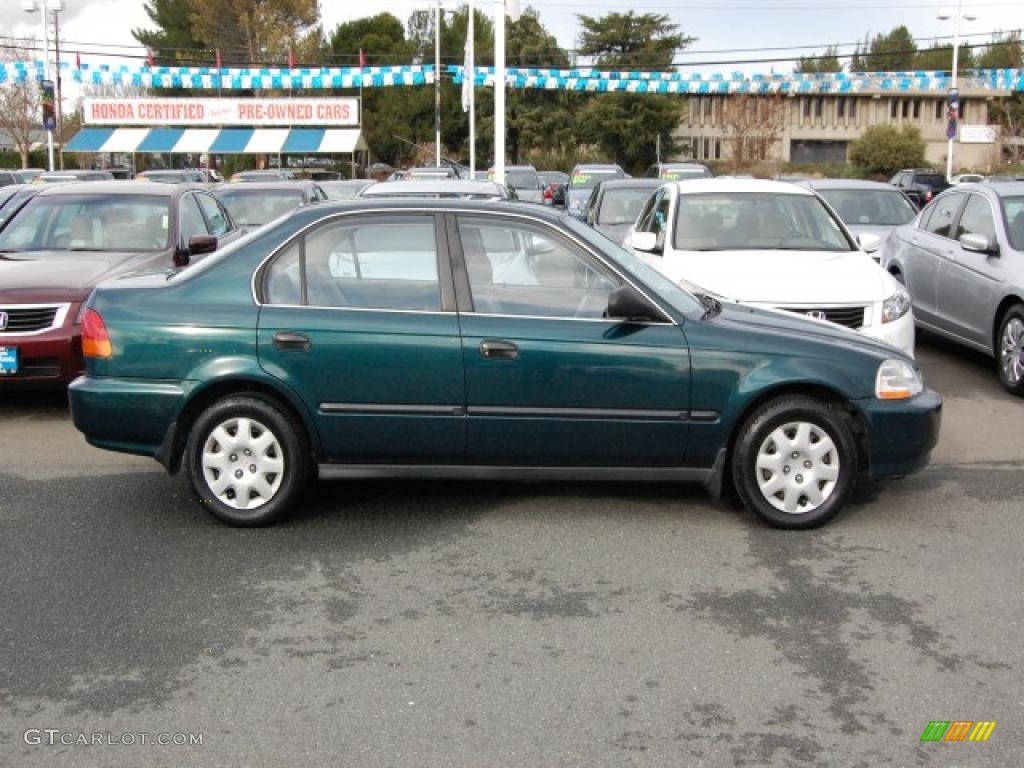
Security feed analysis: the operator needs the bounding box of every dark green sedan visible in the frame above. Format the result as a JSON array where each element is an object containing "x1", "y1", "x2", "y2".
[{"x1": 69, "y1": 201, "x2": 941, "y2": 529}]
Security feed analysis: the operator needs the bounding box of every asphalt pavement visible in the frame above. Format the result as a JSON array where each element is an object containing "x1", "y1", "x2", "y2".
[{"x1": 1, "y1": 331, "x2": 1022, "y2": 767}]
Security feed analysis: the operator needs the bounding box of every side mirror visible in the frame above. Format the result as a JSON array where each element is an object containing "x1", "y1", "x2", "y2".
[
  {"x1": 959, "y1": 232, "x2": 998, "y2": 255},
  {"x1": 629, "y1": 230, "x2": 660, "y2": 253},
  {"x1": 606, "y1": 285, "x2": 660, "y2": 322},
  {"x1": 857, "y1": 233, "x2": 882, "y2": 253},
  {"x1": 188, "y1": 234, "x2": 218, "y2": 256}
]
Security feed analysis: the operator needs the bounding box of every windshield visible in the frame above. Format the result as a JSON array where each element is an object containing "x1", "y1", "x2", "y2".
[
  {"x1": 506, "y1": 170, "x2": 539, "y2": 189},
  {"x1": 217, "y1": 190, "x2": 305, "y2": 227},
  {"x1": 0, "y1": 194, "x2": 171, "y2": 252},
  {"x1": 1003, "y1": 196, "x2": 1024, "y2": 251},
  {"x1": 818, "y1": 189, "x2": 917, "y2": 226},
  {"x1": 322, "y1": 184, "x2": 364, "y2": 200},
  {"x1": 563, "y1": 216, "x2": 703, "y2": 316},
  {"x1": 598, "y1": 188, "x2": 658, "y2": 225},
  {"x1": 672, "y1": 192, "x2": 853, "y2": 252},
  {"x1": 914, "y1": 174, "x2": 946, "y2": 186},
  {"x1": 571, "y1": 170, "x2": 622, "y2": 189}
]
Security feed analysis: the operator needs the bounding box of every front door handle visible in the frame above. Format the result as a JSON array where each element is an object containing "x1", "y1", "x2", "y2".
[
  {"x1": 479, "y1": 339, "x2": 519, "y2": 359},
  {"x1": 272, "y1": 331, "x2": 312, "y2": 351}
]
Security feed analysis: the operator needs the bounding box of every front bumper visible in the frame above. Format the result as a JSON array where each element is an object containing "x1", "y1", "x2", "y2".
[
  {"x1": 860, "y1": 311, "x2": 916, "y2": 358},
  {"x1": 0, "y1": 329, "x2": 83, "y2": 387},
  {"x1": 68, "y1": 375, "x2": 192, "y2": 459},
  {"x1": 858, "y1": 388, "x2": 942, "y2": 480}
]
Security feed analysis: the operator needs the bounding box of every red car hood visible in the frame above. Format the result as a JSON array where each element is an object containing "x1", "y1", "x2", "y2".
[{"x1": 0, "y1": 251, "x2": 163, "y2": 303}]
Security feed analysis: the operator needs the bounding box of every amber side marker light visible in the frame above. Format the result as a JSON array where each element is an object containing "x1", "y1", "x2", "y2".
[{"x1": 81, "y1": 308, "x2": 112, "y2": 358}]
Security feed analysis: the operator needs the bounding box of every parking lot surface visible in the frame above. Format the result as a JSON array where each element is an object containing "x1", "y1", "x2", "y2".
[{"x1": 1, "y1": 332, "x2": 1021, "y2": 767}]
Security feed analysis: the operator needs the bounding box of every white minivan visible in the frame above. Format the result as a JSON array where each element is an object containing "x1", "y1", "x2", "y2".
[{"x1": 624, "y1": 178, "x2": 915, "y2": 356}]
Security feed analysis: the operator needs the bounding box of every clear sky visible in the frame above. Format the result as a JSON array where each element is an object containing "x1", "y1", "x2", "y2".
[{"x1": 2, "y1": 0, "x2": 1023, "y2": 75}]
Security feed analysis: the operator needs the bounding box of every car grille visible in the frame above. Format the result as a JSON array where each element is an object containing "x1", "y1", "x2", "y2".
[
  {"x1": 779, "y1": 305, "x2": 867, "y2": 330},
  {"x1": 0, "y1": 306, "x2": 61, "y2": 333}
]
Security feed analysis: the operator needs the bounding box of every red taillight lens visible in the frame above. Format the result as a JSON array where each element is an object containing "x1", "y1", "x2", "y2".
[
  {"x1": 81, "y1": 308, "x2": 112, "y2": 358},
  {"x1": 925, "y1": 190, "x2": 933, "y2": 202},
  {"x1": 543, "y1": 187, "x2": 553, "y2": 200}
]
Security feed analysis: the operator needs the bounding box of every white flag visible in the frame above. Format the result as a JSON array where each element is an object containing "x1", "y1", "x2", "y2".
[{"x1": 462, "y1": 36, "x2": 472, "y2": 113}]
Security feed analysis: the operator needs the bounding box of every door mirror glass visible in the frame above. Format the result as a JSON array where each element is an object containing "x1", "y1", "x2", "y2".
[
  {"x1": 959, "y1": 232, "x2": 997, "y2": 255},
  {"x1": 857, "y1": 233, "x2": 882, "y2": 253},
  {"x1": 606, "y1": 285, "x2": 660, "y2": 322},
  {"x1": 629, "y1": 230, "x2": 659, "y2": 253}
]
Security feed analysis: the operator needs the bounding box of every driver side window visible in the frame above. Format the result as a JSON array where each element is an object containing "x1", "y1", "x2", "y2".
[
  {"x1": 636, "y1": 190, "x2": 663, "y2": 233},
  {"x1": 458, "y1": 216, "x2": 620, "y2": 319},
  {"x1": 178, "y1": 194, "x2": 208, "y2": 250}
]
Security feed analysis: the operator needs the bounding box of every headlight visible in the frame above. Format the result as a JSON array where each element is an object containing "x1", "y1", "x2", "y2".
[
  {"x1": 875, "y1": 359, "x2": 923, "y2": 400},
  {"x1": 882, "y1": 288, "x2": 911, "y2": 323}
]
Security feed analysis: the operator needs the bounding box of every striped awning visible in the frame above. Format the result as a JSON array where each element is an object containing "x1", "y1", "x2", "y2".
[{"x1": 64, "y1": 127, "x2": 367, "y2": 154}]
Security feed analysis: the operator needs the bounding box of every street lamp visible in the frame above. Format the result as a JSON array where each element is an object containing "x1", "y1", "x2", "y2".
[
  {"x1": 937, "y1": 2, "x2": 977, "y2": 182},
  {"x1": 492, "y1": 0, "x2": 520, "y2": 185},
  {"x1": 21, "y1": 0, "x2": 64, "y2": 172}
]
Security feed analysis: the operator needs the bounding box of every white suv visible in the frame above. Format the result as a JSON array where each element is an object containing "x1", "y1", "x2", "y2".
[{"x1": 624, "y1": 178, "x2": 915, "y2": 356}]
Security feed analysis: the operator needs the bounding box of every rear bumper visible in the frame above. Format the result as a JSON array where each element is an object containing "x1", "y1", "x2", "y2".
[
  {"x1": 68, "y1": 375, "x2": 192, "y2": 459},
  {"x1": 858, "y1": 388, "x2": 942, "y2": 479}
]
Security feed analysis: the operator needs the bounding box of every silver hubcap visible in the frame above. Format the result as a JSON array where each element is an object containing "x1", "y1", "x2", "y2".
[
  {"x1": 755, "y1": 421, "x2": 840, "y2": 515},
  {"x1": 1000, "y1": 317, "x2": 1024, "y2": 385},
  {"x1": 202, "y1": 417, "x2": 284, "y2": 510}
]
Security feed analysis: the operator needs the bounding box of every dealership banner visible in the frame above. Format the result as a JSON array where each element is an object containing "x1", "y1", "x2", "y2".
[{"x1": 82, "y1": 98, "x2": 359, "y2": 127}]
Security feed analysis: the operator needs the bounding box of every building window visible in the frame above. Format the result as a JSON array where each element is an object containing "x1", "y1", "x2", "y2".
[
  {"x1": 891, "y1": 99, "x2": 899, "y2": 120},
  {"x1": 802, "y1": 97, "x2": 811, "y2": 118},
  {"x1": 935, "y1": 99, "x2": 944, "y2": 120},
  {"x1": 848, "y1": 99, "x2": 857, "y2": 118},
  {"x1": 715, "y1": 139, "x2": 722, "y2": 160},
  {"x1": 814, "y1": 96, "x2": 824, "y2": 119},
  {"x1": 912, "y1": 99, "x2": 921, "y2": 119},
  {"x1": 837, "y1": 98, "x2": 845, "y2": 119}
]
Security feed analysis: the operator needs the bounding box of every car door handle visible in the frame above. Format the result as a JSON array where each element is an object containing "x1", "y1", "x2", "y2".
[
  {"x1": 272, "y1": 332, "x2": 312, "y2": 351},
  {"x1": 479, "y1": 339, "x2": 519, "y2": 359}
]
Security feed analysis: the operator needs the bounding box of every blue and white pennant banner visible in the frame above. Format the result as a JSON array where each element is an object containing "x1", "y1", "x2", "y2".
[{"x1": 0, "y1": 61, "x2": 434, "y2": 89}]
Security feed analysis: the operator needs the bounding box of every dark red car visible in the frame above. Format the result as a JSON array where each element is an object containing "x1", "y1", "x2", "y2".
[{"x1": 0, "y1": 181, "x2": 240, "y2": 387}]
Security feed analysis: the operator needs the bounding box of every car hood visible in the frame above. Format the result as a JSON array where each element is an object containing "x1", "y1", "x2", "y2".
[
  {"x1": 0, "y1": 251, "x2": 162, "y2": 302},
  {"x1": 653, "y1": 248, "x2": 891, "y2": 305}
]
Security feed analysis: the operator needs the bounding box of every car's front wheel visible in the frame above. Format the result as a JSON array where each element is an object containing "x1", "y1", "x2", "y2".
[
  {"x1": 185, "y1": 395, "x2": 308, "y2": 526},
  {"x1": 732, "y1": 396, "x2": 858, "y2": 529},
  {"x1": 996, "y1": 304, "x2": 1024, "y2": 397}
]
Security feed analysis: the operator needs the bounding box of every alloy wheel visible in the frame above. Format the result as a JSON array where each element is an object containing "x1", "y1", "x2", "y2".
[{"x1": 1000, "y1": 317, "x2": 1024, "y2": 386}]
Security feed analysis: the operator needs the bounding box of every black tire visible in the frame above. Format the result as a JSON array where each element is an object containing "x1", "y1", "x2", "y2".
[
  {"x1": 185, "y1": 395, "x2": 308, "y2": 526},
  {"x1": 996, "y1": 304, "x2": 1024, "y2": 397},
  {"x1": 731, "y1": 396, "x2": 858, "y2": 530}
]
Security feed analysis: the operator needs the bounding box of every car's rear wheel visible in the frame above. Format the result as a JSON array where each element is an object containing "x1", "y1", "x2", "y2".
[
  {"x1": 997, "y1": 304, "x2": 1024, "y2": 397},
  {"x1": 185, "y1": 395, "x2": 308, "y2": 526},
  {"x1": 732, "y1": 396, "x2": 858, "y2": 529}
]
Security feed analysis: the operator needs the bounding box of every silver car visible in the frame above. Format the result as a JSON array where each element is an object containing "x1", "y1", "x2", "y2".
[
  {"x1": 801, "y1": 179, "x2": 918, "y2": 261},
  {"x1": 881, "y1": 182, "x2": 1024, "y2": 395}
]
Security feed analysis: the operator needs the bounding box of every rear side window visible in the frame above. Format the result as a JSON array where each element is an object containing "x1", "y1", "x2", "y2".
[
  {"x1": 922, "y1": 194, "x2": 964, "y2": 239},
  {"x1": 264, "y1": 215, "x2": 441, "y2": 312}
]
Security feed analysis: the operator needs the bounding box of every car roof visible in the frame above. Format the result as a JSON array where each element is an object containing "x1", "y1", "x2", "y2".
[
  {"x1": 286, "y1": 197, "x2": 563, "y2": 223},
  {"x1": 573, "y1": 164, "x2": 622, "y2": 171},
  {"x1": 360, "y1": 179, "x2": 505, "y2": 196},
  {"x1": 34, "y1": 180, "x2": 188, "y2": 197},
  {"x1": 963, "y1": 181, "x2": 1024, "y2": 195},
  {"x1": 598, "y1": 179, "x2": 664, "y2": 190},
  {"x1": 669, "y1": 178, "x2": 814, "y2": 195},
  {"x1": 215, "y1": 181, "x2": 316, "y2": 192},
  {"x1": 801, "y1": 179, "x2": 903, "y2": 191}
]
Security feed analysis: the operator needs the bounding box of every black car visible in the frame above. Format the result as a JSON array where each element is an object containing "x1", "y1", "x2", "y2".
[{"x1": 890, "y1": 169, "x2": 950, "y2": 207}]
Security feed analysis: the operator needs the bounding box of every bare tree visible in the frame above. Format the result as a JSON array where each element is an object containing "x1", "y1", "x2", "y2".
[
  {"x1": 719, "y1": 94, "x2": 786, "y2": 174},
  {"x1": 0, "y1": 39, "x2": 43, "y2": 169},
  {"x1": 990, "y1": 95, "x2": 1024, "y2": 166}
]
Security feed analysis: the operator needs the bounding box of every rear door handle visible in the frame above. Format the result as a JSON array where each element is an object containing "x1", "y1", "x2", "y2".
[
  {"x1": 272, "y1": 331, "x2": 312, "y2": 351},
  {"x1": 479, "y1": 339, "x2": 519, "y2": 359}
]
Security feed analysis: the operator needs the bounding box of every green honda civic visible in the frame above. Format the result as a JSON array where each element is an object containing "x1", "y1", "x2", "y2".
[{"x1": 68, "y1": 200, "x2": 941, "y2": 529}]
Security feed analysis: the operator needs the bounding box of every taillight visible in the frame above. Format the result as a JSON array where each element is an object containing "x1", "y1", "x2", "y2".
[
  {"x1": 925, "y1": 190, "x2": 933, "y2": 202},
  {"x1": 543, "y1": 187, "x2": 553, "y2": 200},
  {"x1": 81, "y1": 308, "x2": 112, "y2": 358}
]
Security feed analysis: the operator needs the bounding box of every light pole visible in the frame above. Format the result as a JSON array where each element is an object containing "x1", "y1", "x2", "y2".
[
  {"x1": 492, "y1": 0, "x2": 520, "y2": 185},
  {"x1": 434, "y1": 1, "x2": 442, "y2": 167},
  {"x1": 938, "y1": 1, "x2": 977, "y2": 182},
  {"x1": 21, "y1": 0, "x2": 63, "y2": 172}
]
